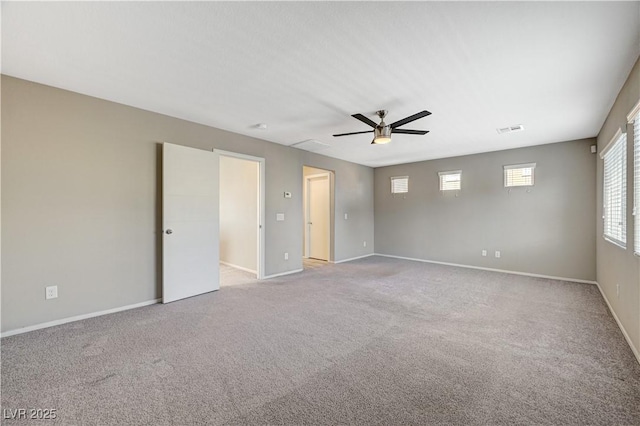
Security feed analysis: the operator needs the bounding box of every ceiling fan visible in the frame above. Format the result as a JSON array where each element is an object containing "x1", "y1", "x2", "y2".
[{"x1": 333, "y1": 110, "x2": 431, "y2": 144}]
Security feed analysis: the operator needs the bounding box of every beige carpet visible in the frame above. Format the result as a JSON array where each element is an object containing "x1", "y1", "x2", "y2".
[
  {"x1": 303, "y1": 257, "x2": 329, "y2": 270},
  {"x1": 2, "y1": 256, "x2": 639, "y2": 425},
  {"x1": 220, "y1": 263, "x2": 257, "y2": 287}
]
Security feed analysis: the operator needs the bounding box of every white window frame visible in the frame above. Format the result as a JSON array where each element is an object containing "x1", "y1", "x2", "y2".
[
  {"x1": 390, "y1": 176, "x2": 408, "y2": 194},
  {"x1": 504, "y1": 163, "x2": 536, "y2": 187},
  {"x1": 601, "y1": 128, "x2": 627, "y2": 248},
  {"x1": 628, "y1": 100, "x2": 640, "y2": 255},
  {"x1": 438, "y1": 170, "x2": 461, "y2": 191}
]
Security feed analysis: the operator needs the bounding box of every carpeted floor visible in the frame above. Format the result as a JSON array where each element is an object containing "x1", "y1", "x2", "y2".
[
  {"x1": 2, "y1": 256, "x2": 639, "y2": 425},
  {"x1": 303, "y1": 258, "x2": 329, "y2": 270},
  {"x1": 220, "y1": 263, "x2": 257, "y2": 287}
]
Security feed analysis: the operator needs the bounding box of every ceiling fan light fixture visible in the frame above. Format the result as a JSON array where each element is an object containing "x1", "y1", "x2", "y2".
[
  {"x1": 373, "y1": 126, "x2": 392, "y2": 144},
  {"x1": 372, "y1": 136, "x2": 391, "y2": 144}
]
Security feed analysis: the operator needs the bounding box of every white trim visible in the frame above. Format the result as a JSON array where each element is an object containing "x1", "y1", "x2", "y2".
[
  {"x1": 603, "y1": 235, "x2": 627, "y2": 250},
  {"x1": 438, "y1": 170, "x2": 462, "y2": 176},
  {"x1": 305, "y1": 172, "x2": 330, "y2": 180},
  {"x1": 214, "y1": 149, "x2": 263, "y2": 163},
  {"x1": 1, "y1": 299, "x2": 161, "y2": 338},
  {"x1": 332, "y1": 253, "x2": 375, "y2": 264},
  {"x1": 595, "y1": 282, "x2": 640, "y2": 366},
  {"x1": 214, "y1": 149, "x2": 266, "y2": 280},
  {"x1": 220, "y1": 260, "x2": 257, "y2": 275},
  {"x1": 600, "y1": 127, "x2": 625, "y2": 159},
  {"x1": 263, "y1": 268, "x2": 303, "y2": 279},
  {"x1": 374, "y1": 253, "x2": 597, "y2": 285},
  {"x1": 626, "y1": 99, "x2": 640, "y2": 123},
  {"x1": 304, "y1": 170, "x2": 333, "y2": 262},
  {"x1": 503, "y1": 163, "x2": 536, "y2": 170}
]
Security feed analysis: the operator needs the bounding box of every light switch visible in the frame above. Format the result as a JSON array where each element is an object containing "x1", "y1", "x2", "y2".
[
  {"x1": 344, "y1": 213, "x2": 348, "y2": 220},
  {"x1": 276, "y1": 213, "x2": 285, "y2": 221},
  {"x1": 284, "y1": 192, "x2": 292, "y2": 198}
]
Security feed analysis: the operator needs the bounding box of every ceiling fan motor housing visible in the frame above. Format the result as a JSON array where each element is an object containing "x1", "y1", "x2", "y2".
[{"x1": 373, "y1": 126, "x2": 392, "y2": 144}]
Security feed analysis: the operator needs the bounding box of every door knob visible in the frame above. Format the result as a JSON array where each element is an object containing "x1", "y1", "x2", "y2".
[{"x1": 165, "y1": 229, "x2": 173, "y2": 235}]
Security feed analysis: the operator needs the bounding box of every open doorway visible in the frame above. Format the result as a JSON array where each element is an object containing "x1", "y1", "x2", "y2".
[
  {"x1": 217, "y1": 150, "x2": 265, "y2": 286},
  {"x1": 303, "y1": 166, "x2": 334, "y2": 269}
]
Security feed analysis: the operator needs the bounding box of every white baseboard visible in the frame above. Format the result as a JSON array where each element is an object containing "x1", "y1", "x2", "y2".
[
  {"x1": 332, "y1": 253, "x2": 375, "y2": 264},
  {"x1": 595, "y1": 283, "x2": 640, "y2": 366},
  {"x1": 263, "y1": 268, "x2": 303, "y2": 279},
  {"x1": 1, "y1": 299, "x2": 161, "y2": 338},
  {"x1": 220, "y1": 261, "x2": 257, "y2": 275},
  {"x1": 374, "y1": 253, "x2": 597, "y2": 285}
]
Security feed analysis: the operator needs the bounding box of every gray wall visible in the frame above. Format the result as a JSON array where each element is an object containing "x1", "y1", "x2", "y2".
[
  {"x1": 220, "y1": 155, "x2": 258, "y2": 273},
  {"x1": 374, "y1": 139, "x2": 597, "y2": 281},
  {"x1": 1, "y1": 76, "x2": 374, "y2": 332},
  {"x1": 596, "y1": 56, "x2": 640, "y2": 357}
]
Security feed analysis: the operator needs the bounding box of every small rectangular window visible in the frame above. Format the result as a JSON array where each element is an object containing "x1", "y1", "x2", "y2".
[
  {"x1": 602, "y1": 131, "x2": 627, "y2": 247},
  {"x1": 438, "y1": 170, "x2": 461, "y2": 191},
  {"x1": 391, "y1": 176, "x2": 408, "y2": 194},
  {"x1": 504, "y1": 163, "x2": 536, "y2": 187}
]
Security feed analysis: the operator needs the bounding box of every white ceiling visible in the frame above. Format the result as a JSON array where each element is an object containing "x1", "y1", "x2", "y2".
[{"x1": 3, "y1": 2, "x2": 639, "y2": 167}]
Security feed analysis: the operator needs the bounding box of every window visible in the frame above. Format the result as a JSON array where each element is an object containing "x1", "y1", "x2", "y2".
[
  {"x1": 602, "y1": 130, "x2": 626, "y2": 247},
  {"x1": 391, "y1": 176, "x2": 408, "y2": 194},
  {"x1": 630, "y1": 103, "x2": 640, "y2": 254},
  {"x1": 504, "y1": 163, "x2": 535, "y2": 187},
  {"x1": 439, "y1": 170, "x2": 461, "y2": 191}
]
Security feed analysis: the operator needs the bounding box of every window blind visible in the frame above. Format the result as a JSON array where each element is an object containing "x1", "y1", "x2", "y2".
[
  {"x1": 438, "y1": 170, "x2": 461, "y2": 191},
  {"x1": 504, "y1": 163, "x2": 535, "y2": 187},
  {"x1": 634, "y1": 112, "x2": 640, "y2": 254},
  {"x1": 391, "y1": 176, "x2": 408, "y2": 194},
  {"x1": 603, "y1": 133, "x2": 626, "y2": 247}
]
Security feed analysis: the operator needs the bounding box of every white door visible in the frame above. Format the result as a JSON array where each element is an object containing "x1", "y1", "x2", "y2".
[
  {"x1": 163, "y1": 143, "x2": 219, "y2": 303},
  {"x1": 308, "y1": 175, "x2": 330, "y2": 261}
]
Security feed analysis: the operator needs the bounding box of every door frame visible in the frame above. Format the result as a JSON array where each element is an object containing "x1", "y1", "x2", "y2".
[
  {"x1": 214, "y1": 149, "x2": 266, "y2": 280},
  {"x1": 304, "y1": 171, "x2": 333, "y2": 261}
]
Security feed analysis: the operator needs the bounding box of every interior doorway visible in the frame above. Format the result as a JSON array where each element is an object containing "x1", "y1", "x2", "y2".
[
  {"x1": 216, "y1": 150, "x2": 265, "y2": 284},
  {"x1": 303, "y1": 166, "x2": 334, "y2": 267}
]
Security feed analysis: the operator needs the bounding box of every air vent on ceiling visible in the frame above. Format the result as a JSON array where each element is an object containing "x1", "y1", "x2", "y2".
[
  {"x1": 497, "y1": 124, "x2": 524, "y2": 134},
  {"x1": 290, "y1": 139, "x2": 331, "y2": 152}
]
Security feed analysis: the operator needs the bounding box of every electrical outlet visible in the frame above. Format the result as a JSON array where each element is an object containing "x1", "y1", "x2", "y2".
[
  {"x1": 363, "y1": 241, "x2": 367, "y2": 247},
  {"x1": 481, "y1": 250, "x2": 487, "y2": 257},
  {"x1": 284, "y1": 252, "x2": 289, "y2": 260},
  {"x1": 45, "y1": 285, "x2": 58, "y2": 300},
  {"x1": 495, "y1": 251, "x2": 501, "y2": 258},
  {"x1": 616, "y1": 283, "x2": 620, "y2": 298}
]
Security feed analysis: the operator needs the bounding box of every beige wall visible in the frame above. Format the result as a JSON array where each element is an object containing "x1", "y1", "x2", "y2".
[
  {"x1": 374, "y1": 139, "x2": 597, "y2": 282},
  {"x1": 220, "y1": 156, "x2": 258, "y2": 273},
  {"x1": 1, "y1": 76, "x2": 375, "y2": 332},
  {"x1": 596, "y1": 56, "x2": 640, "y2": 358}
]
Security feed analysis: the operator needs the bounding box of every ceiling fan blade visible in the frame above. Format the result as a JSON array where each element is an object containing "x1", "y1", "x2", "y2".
[
  {"x1": 390, "y1": 110, "x2": 432, "y2": 129},
  {"x1": 333, "y1": 130, "x2": 374, "y2": 137},
  {"x1": 392, "y1": 129, "x2": 430, "y2": 135},
  {"x1": 351, "y1": 113, "x2": 378, "y2": 128}
]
